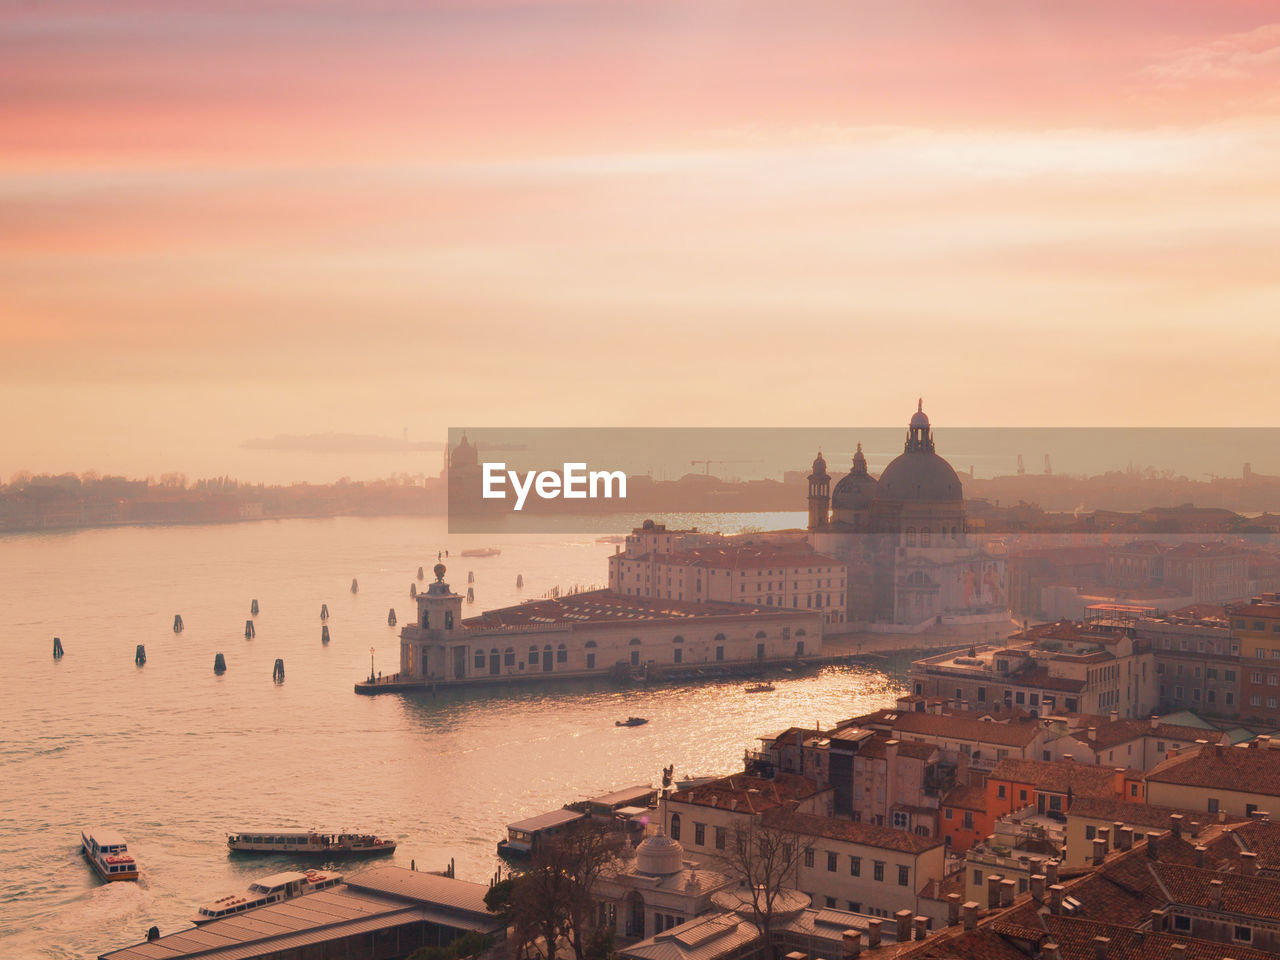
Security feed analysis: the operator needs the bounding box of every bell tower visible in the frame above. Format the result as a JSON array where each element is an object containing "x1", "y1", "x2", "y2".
[
  {"x1": 807, "y1": 451, "x2": 830, "y2": 531},
  {"x1": 403, "y1": 563, "x2": 464, "y2": 680}
]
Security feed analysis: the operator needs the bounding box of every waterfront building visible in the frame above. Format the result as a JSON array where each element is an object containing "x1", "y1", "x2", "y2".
[
  {"x1": 608, "y1": 534, "x2": 849, "y2": 627},
  {"x1": 1106, "y1": 539, "x2": 1250, "y2": 604},
  {"x1": 396, "y1": 565, "x2": 823, "y2": 685},
  {"x1": 1228, "y1": 595, "x2": 1280, "y2": 724},
  {"x1": 909, "y1": 618, "x2": 1158, "y2": 719},
  {"x1": 806, "y1": 401, "x2": 1008, "y2": 630},
  {"x1": 663, "y1": 773, "x2": 832, "y2": 858},
  {"x1": 98, "y1": 867, "x2": 503, "y2": 960}
]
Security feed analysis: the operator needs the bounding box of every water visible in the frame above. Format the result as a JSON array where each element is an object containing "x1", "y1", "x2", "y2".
[{"x1": 0, "y1": 515, "x2": 905, "y2": 959}]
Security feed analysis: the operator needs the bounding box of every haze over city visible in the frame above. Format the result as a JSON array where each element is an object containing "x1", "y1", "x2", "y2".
[{"x1": 4, "y1": 0, "x2": 1280, "y2": 483}]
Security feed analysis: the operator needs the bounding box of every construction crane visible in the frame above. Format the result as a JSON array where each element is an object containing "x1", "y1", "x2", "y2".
[{"x1": 690, "y1": 459, "x2": 763, "y2": 477}]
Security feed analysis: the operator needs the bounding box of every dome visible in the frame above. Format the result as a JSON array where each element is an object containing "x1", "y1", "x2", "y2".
[
  {"x1": 635, "y1": 833, "x2": 685, "y2": 876},
  {"x1": 810, "y1": 451, "x2": 828, "y2": 477},
  {"x1": 831, "y1": 445, "x2": 873, "y2": 511},
  {"x1": 451, "y1": 433, "x2": 478, "y2": 469},
  {"x1": 874, "y1": 402, "x2": 963, "y2": 502}
]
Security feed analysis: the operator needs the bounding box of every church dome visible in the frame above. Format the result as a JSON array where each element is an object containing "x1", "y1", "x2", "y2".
[
  {"x1": 451, "y1": 433, "x2": 478, "y2": 469},
  {"x1": 874, "y1": 402, "x2": 963, "y2": 503},
  {"x1": 831, "y1": 444, "x2": 873, "y2": 511},
  {"x1": 809, "y1": 451, "x2": 828, "y2": 477},
  {"x1": 635, "y1": 832, "x2": 685, "y2": 876}
]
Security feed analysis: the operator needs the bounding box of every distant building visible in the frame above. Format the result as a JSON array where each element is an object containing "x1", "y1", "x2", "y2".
[
  {"x1": 396, "y1": 565, "x2": 823, "y2": 685},
  {"x1": 1135, "y1": 604, "x2": 1240, "y2": 717},
  {"x1": 807, "y1": 401, "x2": 1007, "y2": 629},
  {"x1": 1229, "y1": 595, "x2": 1280, "y2": 724}
]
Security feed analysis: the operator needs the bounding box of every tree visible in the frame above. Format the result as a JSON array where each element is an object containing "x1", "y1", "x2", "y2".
[
  {"x1": 709, "y1": 815, "x2": 815, "y2": 960},
  {"x1": 506, "y1": 822, "x2": 618, "y2": 960}
]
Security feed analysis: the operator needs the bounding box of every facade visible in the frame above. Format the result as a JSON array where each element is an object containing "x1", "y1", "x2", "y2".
[
  {"x1": 1229, "y1": 595, "x2": 1280, "y2": 725},
  {"x1": 1107, "y1": 540, "x2": 1250, "y2": 604},
  {"x1": 396, "y1": 566, "x2": 823, "y2": 685},
  {"x1": 807, "y1": 402, "x2": 1007, "y2": 629},
  {"x1": 608, "y1": 535, "x2": 849, "y2": 627},
  {"x1": 1138, "y1": 604, "x2": 1241, "y2": 717},
  {"x1": 663, "y1": 774, "x2": 832, "y2": 860}
]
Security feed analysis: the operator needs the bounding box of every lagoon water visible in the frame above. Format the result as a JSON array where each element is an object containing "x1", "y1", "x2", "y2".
[{"x1": 0, "y1": 514, "x2": 906, "y2": 959}]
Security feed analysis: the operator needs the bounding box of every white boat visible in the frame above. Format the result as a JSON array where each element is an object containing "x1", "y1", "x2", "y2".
[
  {"x1": 226, "y1": 829, "x2": 397, "y2": 856},
  {"x1": 193, "y1": 869, "x2": 342, "y2": 923},
  {"x1": 82, "y1": 829, "x2": 138, "y2": 882},
  {"x1": 460, "y1": 547, "x2": 501, "y2": 558}
]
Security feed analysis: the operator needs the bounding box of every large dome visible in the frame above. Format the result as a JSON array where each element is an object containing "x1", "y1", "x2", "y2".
[
  {"x1": 874, "y1": 402, "x2": 963, "y2": 503},
  {"x1": 875, "y1": 452, "x2": 963, "y2": 502}
]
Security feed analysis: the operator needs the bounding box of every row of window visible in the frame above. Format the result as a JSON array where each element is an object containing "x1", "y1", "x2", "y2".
[{"x1": 801, "y1": 848, "x2": 910, "y2": 886}]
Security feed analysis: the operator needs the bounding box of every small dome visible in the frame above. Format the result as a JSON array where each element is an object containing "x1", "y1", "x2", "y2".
[
  {"x1": 810, "y1": 451, "x2": 828, "y2": 476},
  {"x1": 852, "y1": 442, "x2": 867, "y2": 473},
  {"x1": 451, "y1": 433, "x2": 479, "y2": 468},
  {"x1": 635, "y1": 833, "x2": 685, "y2": 876},
  {"x1": 910, "y1": 398, "x2": 929, "y2": 429},
  {"x1": 433, "y1": 563, "x2": 447, "y2": 581}
]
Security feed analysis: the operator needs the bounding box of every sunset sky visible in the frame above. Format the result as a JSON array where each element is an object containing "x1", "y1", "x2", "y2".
[{"x1": 3, "y1": 1, "x2": 1280, "y2": 481}]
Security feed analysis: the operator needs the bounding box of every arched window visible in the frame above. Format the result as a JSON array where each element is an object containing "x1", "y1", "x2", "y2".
[
  {"x1": 755, "y1": 630, "x2": 767, "y2": 639},
  {"x1": 670, "y1": 813, "x2": 681, "y2": 841},
  {"x1": 557, "y1": 643, "x2": 568, "y2": 663},
  {"x1": 504, "y1": 647, "x2": 515, "y2": 666},
  {"x1": 629, "y1": 637, "x2": 642, "y2": 646},
  {"x1": 529, "y1": 645, "x2": 539, "y2": 661},
  {"x1": 796, "y1": 628, "x2": 807, "y2": 637},
  {"x1": 672, "y1": 635, "x2": 684, "y2": 644},
  {"x1": 906, "y1": 526, "x2": 917, "y2": 546},
  {"x1": 585, "y1": 640, "x2": 598, "y2": 648},
  {"x1": 921, "y1": 526, "x2": 931, "y2": 547},
  {"x1": 714, "y1": 633, "x2": 726, "y2": 643}
]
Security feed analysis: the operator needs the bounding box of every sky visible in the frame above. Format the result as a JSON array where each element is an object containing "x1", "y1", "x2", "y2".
[{"x1": 3, "y1": 1, "x2": 1280, "y2": 482}]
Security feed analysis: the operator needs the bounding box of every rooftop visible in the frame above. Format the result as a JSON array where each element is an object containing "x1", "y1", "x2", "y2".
[
  {"x1": 763, "y1": 810, "x2": 945, "y2": 855},
  {"x1": 1146, "y1": 741, "x2": 1280, "y2": 795},
  {"x1": 668, "y1": 773, "x2": 826, "y2": 815},
  {"x1": 988, "y1": 757, "x2": 1138, "y2": 798},
  {"x1": 463, "y1": 589, "x2": 807, "y2": 629}
]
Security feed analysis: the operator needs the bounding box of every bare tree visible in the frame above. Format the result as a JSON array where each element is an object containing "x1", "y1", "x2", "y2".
[
  {"x1": 710, "y1": 815, "x2": 814, "y2": 960},
  {"x1": 506, "y1": 822, "x2": 618, "y2": 960}
]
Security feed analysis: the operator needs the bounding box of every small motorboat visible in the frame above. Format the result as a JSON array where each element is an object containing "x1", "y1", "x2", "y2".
[
  {"x1": 615, "y1": 717, "x2": 648, "y2": 727},
  {"x1": 745, "y1": 683, "x2": 776, "y2": 693}
]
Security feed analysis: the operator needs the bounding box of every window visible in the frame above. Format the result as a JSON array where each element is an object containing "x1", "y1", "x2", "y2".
[
  {"x1": 694, "y1": 823, "x2": 705, "y2": 846},
  {"x1": 1208, "y1": 798, "x2": 1219, "y2": 814},
  {"x1": 504, "y1": 648, "x2": 516, "y2": 666},
  {"x1": 997, "y1": 785, "x2": 1006, "y2": 799},
  {"x1": 474, "y1": 651, "x2": 485, "y2": 669},
  {"x1": 892, "y1": 810, "x2": 908, "y2": 828},
  {"x1": 873, "y1": 861, "x2": 885, "y2": 882},
  {"x1": 804, "y1": 848, "x2": 815, "y2": 868},
  {"x1": 670, "y1": 814, "x2": 681, "y2": 841},
  {"x1": 944, "y1": 808, "x2": 953, "y2": 820},
  {"x1": 1019, "y1": 789, "x2": 1028, "y2": 803},
  {"x1": 827, "y1": 851, "x2": 838, "y2": 872},
  {"x1": 586, "y1": 653, "x2": 595, "y2": 669},
  {"x1": 963, "y1": 811, "x2": 974, "y2": 830},
  {"x1": 850, "y1": 856, "x2": 861, "y2": 877},
  {"x1": 973, "y1": 869, "x2": 983, "y2": 885},
  {"x1": 714, "y1": 827, "x2": 726, "y2": 850},
  {"x1": 1233, "y1": 926, "x2": 1253, "y2": 943},
  {"x1": 1173, "y1": 916, "x2": 1191, "y2": 932},
  {"x1": 1086, "y1": 825, "x2": 1096, "y2": 840},
  {"x1": 825, "y1": 896, "x2": 837, "y2": 908},
  {"x1": 898, "y1": 865, "x2": 910, "y2": 887},
  {"x1": 556, "y1": 644, "x2": 567, "y2": 663}
]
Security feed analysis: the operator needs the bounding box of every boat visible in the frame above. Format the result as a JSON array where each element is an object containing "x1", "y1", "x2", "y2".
[
  {"x1": 226, "y1": 830, "x2": 397, "y2": 855},
  {"x1": 194, "y1": 869, "x2": 342, "y2": 924},
  {"x1": 460, "y1": 547, "x2": 501, "y2": 558},
  {"x1": 745, "y1": 683, "x2": 776, "y2": 693},
  {"x1": 615, "y1": 717, "x2": 648, "y2": 727},
  {"x1": 82, "y1": 829, "x2": 138, "y2": 882}
]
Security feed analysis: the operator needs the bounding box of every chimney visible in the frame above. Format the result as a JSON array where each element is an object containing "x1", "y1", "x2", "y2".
[
  {"x1": 1241, "y1": 851, "x2": 1258, "y2": 876},
  {"x1": 1000, "y1": 879, "x2": 1016, "y2": 908},
  {"x1": 842, "y1": 930, "x2": 862, "y2": 960},
  {"x1": 867, "y1": 919, "x2": 882, "y2": 949},
  {"x1": 987, "y1": 874, "x2": 1003, "y2": 909},
  {"x1": 1190, "y1": 821, "x2": 1201, "y2": 839},
  {"x1": 947, "y1": 893, "x2": 961, "y2": 926},
  {"x1": 1150, "y1": 909, "x2": 1165, "y2": 931},
  {"x1": 1109, "y1": 709, "x2": 1119, "y2": 723},
  {"x1": 1150, "y1": 715, "x2": 1159, "y2": 730},
  {"x1": 1043, "y1": 944, "x2": 1061, "y2": 960},
  {"x1": 1030, "y1": 874, "x2": 1047, "y2": 902},
  {"x1": 1049, "y1": 884, "x2": 1065, "y2": 914},
  {"x1": 1097, "y1": 827, "x2": 1111, "y2": 854},
  {"x1": 1093, "y1": 936, "x2": 1110, "y2": 960},
  {"x1": 1146, "y1": 832, "x2": 1160, "y2": 860},
  {"x1": 1209, "y1": 879, "x2": 1224, "y2": 909},
  {"x1": 1169, "y1": 814, "x2": 1183, "y2": 838},
  {"x1": 1045, "y1": 860, "x2": 1060, "y2": 886},
  {"x1": 1195, "y1": 845, "x2": 1207, "y2": 868},
  {"x1": 962, "y1": 902, "x2": 979, "y2": 931},
  {"x1": 1064, "y1": 753, "x2": 1074, "y2": 762},
  {"x1": 913, "y1": 917, "x2": 929, "y2": 941},
  {"x1": 1170, "y1": 946, "x2": 1187, "y2": 956},
  {"x1": 895, "y1": 909, "x2": 912, "y2": 943},
  {"x1": 1118, "y1": 826, "x2": 1134, "y2": 851},
  {"x1": 1092, "y1": 838, "x2": 1107, "y2": 865},
  {"x1": 1087, "y1": 727, "x2": 1096, "y2": 742}
]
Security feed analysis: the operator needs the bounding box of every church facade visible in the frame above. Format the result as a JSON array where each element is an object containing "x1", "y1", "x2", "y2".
[{"x1": 807, "y1": 401, "x2": 1007, "y2": 629}]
